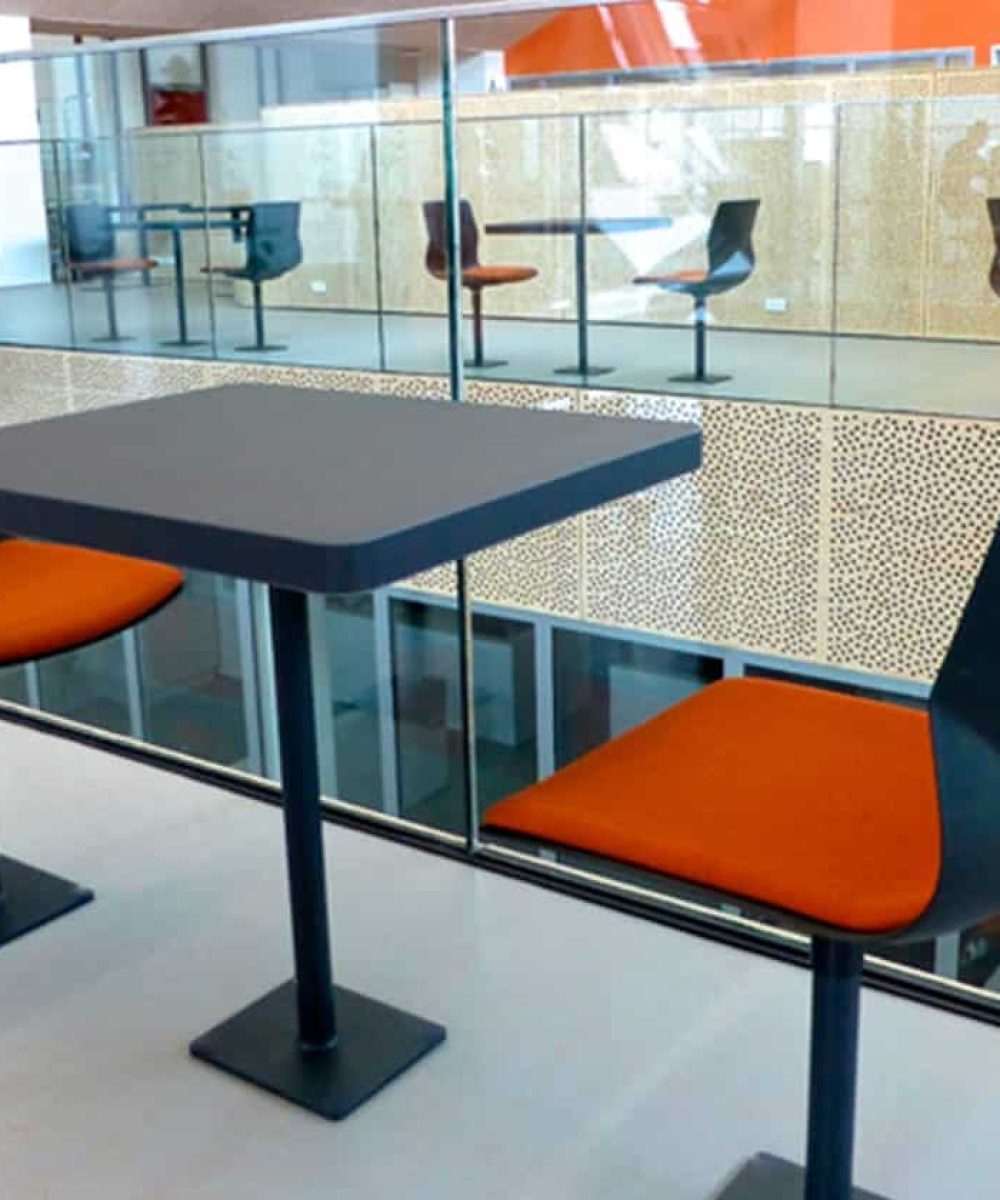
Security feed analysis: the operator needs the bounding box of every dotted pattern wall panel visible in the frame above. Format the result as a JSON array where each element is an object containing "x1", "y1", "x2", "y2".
[
  {"x1": 579, "y1": 391, "x2": 735, "y2": 645},
  {"x1": 828, "y1": 411, "x2": 1000, "y2": 679},
  {"x1": 4, "y1": 346, "x2": 999, "y2": 684},
  {"x1": 0, "y1": 349, "x2": 70, "y2": 427}
]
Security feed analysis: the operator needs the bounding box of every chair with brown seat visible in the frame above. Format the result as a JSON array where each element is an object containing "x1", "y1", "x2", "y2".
[
  {"x1": 423, "y1": 199, "x2": 538, "y2": 370},
  {"x1": 0, "y1": 538, "x2": 183, "y2": 946},
  {"x1": 986, "y1": 198, "x2": 1000, "y2": 297},
  {"x1": 64, "y1": 203, "x2": 158, "y2": 343},
  {"x1": 634, "y1": 198, "x2": 759, "y2": 385},
  {"x1": 485, "y1": 517, "x2": 1000, "y2": 1200}
]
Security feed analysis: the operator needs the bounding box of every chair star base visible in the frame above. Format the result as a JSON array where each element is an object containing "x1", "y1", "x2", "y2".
[
  {"x1": 712, "y1": 1153, "x2": 891, "y2": 1200},
  {"x1": 465, "y1": 357, "x2": 508, "y2": 370},
  {"x1": 554, "y1": 364, "x2": 615, "y2": 377},
  {"x1": 190, "y1": 980, "x2": 446, "y2": 1120},
  {"x1": 0, "y1": 855, "x2": 93, "y2": 947},
  {"x1": 669, "y1": 371, "x2": 732, "y2": 385},
  {"x1": 235, "y1": 343, "x2": 288, "y2": 353}
]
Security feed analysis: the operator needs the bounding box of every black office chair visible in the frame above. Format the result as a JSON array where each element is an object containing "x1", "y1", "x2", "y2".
[
  {"x1": 635, "y1": 198, "x2": 760, "y2": 385},
  {"x1": 423, "y1": 199, "x2": 538, "y2": 369},
  {"x1": 64, "y1": 203, "x2": 158, "y2": 343},
  {"x1": 203, "y1": 202, "x2": 303, "y2": 352},
  {"x1": 986, "y1": 198, "x2": 1000, "y2": 297}
]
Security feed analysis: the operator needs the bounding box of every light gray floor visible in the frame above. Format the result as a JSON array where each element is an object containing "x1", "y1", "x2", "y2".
[
  {"x1": 2, "y1": 717, "x2": 1000, "y2": 1199},
  {"x1": 1, "y1": 278, "x2": 998, "y2": 418}
]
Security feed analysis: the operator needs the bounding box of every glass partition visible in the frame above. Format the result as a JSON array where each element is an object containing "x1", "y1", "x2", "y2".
[{"x1": 4, "y1": 1, "x2": 1000, "y2": 1018}]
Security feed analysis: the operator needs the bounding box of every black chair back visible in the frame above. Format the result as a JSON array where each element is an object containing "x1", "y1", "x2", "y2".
[
  {"x1": 987, "y1": 198, "x2": 1000, "y2": 297},
  {"x1": 243, "y1": 202, "x2": 303, "y2": 283},
  {"x1": 65, "y1": 203, "x2": 114, "y2": 266},
  {"x1": 707, "y1": 199, "x2": 759, "y2": 288},
  {"x1": 423, "y1": 199, "x2": 480, "y2": 277},
  {"x1": 918, "y1": 519, "x2": 1000, "y2": 937}
]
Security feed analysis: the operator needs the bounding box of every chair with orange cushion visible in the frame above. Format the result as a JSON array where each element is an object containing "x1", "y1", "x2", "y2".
[
  {"x1": 0, "y1": 538, "x2": 183, "y2": 946},
  {"x1": 423, "y1": 199, "x2": 538, "y2": 370},
  {"x1": 485, "y1": 520, "x2": 1000, "y2": 1200},
  {"x1": 64, "y1": 204, "x2": 159, "y2": 344},
  {"x1": 634, "y1": 198, "x2": 759, "y2": 385}
]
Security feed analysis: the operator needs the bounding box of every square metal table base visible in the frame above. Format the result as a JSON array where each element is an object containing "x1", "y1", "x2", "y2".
[
  {"x1": 0, "y1": 855, "x2": 93, "y2": 947},
  {"x1": 713, "y1": 1153, "x2": 892, "y2": 1199},
  {"x1": 190, "y1": 981, "x2": 446, "y2": 1120}
]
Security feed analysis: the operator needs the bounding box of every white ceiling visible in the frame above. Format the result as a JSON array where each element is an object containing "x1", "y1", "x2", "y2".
[{"x1": 2, "y1": 0, "x2": 552, "y2": 46}]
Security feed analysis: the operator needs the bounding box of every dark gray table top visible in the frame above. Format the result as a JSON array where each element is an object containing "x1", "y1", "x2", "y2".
[
  {"x1": 0, "y1": 384, "x2": 700, "y2": 594},
  {"x1": 486, "y1": 217, "x2": 671, "y2": 236}
]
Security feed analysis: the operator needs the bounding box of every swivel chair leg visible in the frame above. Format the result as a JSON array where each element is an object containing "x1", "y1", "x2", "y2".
[
  {"x1": 465, "y1": 288, "x2": 506, "y2": 370},
  {"x1": 0, "y1": 850, "x2": 93, "y2": 947},
  {"x1": 714, "y1": 937, "x2": 890, "y2": 1199},
  {"x1": 92, "y1": 274, "x2": 132, "y2": 345},
  {"x1": 236, "y1": 280, "x2": 287, "y2": 353},
  {"x1": 669, "y1": 296, "x2": 730, "y2": 386}
]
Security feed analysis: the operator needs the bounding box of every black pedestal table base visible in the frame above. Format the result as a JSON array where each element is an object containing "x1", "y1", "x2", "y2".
[
  {"x1": 712, "y1": 1154, "x2": 891, "y2": 1199},
  {"x1": 161, "y1": 339, "x2": 210, "y2": 349},
  {"x1": 555, "y1": 364, "x2": 614, "y2": 377},
  {"x1": 0, "y1": 855, "x2": 93, "y2": 946},
  {"x1": 466, "y1": 357, "x2": 507, "y2": 370},
  {"x1": 235, "y1": 344, "x2": 288, "y2": 353},
  {"x1": 669, "y1": 372, "x2": 731, "y2": 385},
  {"x1": 191, "y1": 981, "x2": 445, "y2": 1120}
]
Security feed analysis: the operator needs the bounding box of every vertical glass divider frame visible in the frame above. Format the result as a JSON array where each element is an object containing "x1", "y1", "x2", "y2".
[
  {"x1": 196, "y1": 130, "x2": 220, "y2": 356},
  {"x1": 49, "y1": 137, "x2": 78, "y2": 348},
  {"x1": 440, "y1": 16, "x2": 481, "y2": 854}
]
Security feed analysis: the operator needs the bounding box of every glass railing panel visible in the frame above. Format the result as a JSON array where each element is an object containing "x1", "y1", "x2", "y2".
[
  {"x1": 46, "y1": 130, "x2": 212, "y2": 354},
  {"x1": 35, "y1": 637, "x2": 131, "y2": 737},
  {"x1": 137, "y1": 572, "x2": 255, "y2": 772},
  {"x1": 374, "y1": 117, "x2": 448, "y2": 376},
  {"x1": 0, "y1": 138, "x2": 75, "y2": 350},
  {"x1": 200, "y1": 121, "x2": 380, "y2": 369},
  {"x1": 0, "y1": 666, "x2": 29, "y2": 705}
]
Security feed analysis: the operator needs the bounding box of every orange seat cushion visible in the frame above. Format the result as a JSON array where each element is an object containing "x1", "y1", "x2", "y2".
[
  {"x1": 634, "y1": 269, "x2": 709, "y2": 286},
  {"x1": 0, "y1": 539, "x2": 183, "y2": 667},
  {"x1": 484, "y1": 678, "x2": 941, "y2": 934},
  {"x1": 69, "y1": 258, "x2": 157, "y2": 274}
]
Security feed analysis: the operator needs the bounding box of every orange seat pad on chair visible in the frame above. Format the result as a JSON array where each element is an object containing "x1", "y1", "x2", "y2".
[
  {"x1": 0, "y1": 539, "x2": 183, "y2": 666},
  {"x1": 484, "y1": 678, "x2": 941, "y2": 934}
]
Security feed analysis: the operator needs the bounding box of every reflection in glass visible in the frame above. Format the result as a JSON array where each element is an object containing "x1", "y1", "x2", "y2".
[
  {"x1": 37, "y1": 637, "x2": 130, "y2": 736},
  {"x1": 555, "y1": 629, "x2": 721, "y2": 769},
  {"x1": 139, "y1": 572, "x2": 251, "y2": 769}
]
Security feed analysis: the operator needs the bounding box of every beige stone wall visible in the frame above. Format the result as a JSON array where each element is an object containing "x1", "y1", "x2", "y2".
[{"x1": 3, "y1": 343, "x2": 997, "y2": 684}]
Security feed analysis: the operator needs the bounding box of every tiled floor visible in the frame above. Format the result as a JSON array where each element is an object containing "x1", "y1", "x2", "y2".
[
  {"x1": 2, "y1": 278, "x2": 999, "y2": 418},
  {"x1": 2, "y1": 716, "x2": 999, "y2": 1199}
]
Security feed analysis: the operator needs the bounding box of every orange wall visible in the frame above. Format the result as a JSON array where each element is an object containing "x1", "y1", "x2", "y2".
[{"x1": 505, "y1": 0, "x2": 999, "y2": 77}]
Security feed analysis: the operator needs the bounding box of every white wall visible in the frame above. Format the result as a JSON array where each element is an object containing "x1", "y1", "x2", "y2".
[{"x1": 0, "y1": 17, "x2": 51, "y2": 287}]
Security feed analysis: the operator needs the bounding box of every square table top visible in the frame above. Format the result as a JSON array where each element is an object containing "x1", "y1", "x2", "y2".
[{"x1": 0, "y1": 384, "x2": 700, "y2": 594}]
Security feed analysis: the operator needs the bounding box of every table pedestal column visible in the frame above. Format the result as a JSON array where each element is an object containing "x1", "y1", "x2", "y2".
[
  {"x1": 555, "y1": 230, "x2": 613, "y2": 378},
  {"x1": 190, "y1": 585, "x2": 445, "y2": 1120}
]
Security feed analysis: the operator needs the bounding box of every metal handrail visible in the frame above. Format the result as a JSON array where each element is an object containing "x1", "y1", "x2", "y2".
[{"x1": 0, "y1": 0, "x2": 636, "y2": 64}]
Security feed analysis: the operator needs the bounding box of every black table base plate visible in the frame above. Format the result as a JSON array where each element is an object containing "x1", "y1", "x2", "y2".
[
  {"x1": 161, "y1": 339, "x2": 210, "y2": 348},
  {"x1": 669, "y1": 372, "x2": 731, "y2": 385},
  {"x1": 91, "y1": 335, "x2": 135, "y2": 344},
  {"x1": 235, "y1": 344, "x2": 288, "y2": 353},
  {"x1": 712, "y1": 1153, "x2": 891, "y2": 1199},
  {"x1": 0, "y1": 855, "x2": 93, "y2": 947},
  {"x1": 190, "y1": 980, "x2": 446, "y2": 1120},
  {"x1": 465, "y1": 358, "x2": 507, "y2": 370},
  {"x1": 555, "y1": 364, "x2": 615, "y2": 377}
]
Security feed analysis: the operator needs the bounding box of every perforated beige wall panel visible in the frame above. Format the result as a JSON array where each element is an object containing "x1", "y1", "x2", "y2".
[{"x1": 2, "y1": 344, "x2": 998, "y2": 684}]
